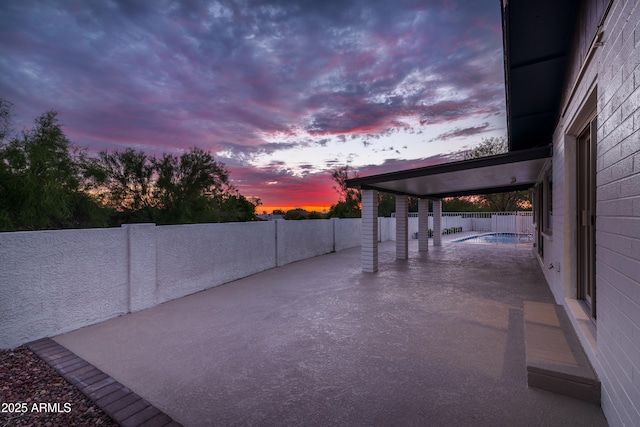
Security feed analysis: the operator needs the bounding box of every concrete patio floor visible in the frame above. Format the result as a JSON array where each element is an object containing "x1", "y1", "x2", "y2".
[{"x1": 54, "y1": 241, "x2": 608, "y2": 426}]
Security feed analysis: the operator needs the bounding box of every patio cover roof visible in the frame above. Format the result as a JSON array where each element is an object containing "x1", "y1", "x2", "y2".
[
  {"x1": 503, "y1": 0, "x2": 578, "y2": 151},
  {"x1": 346, "y1": 145, "x2": 551, "y2": 199},
  {"x1": 346, "y1": 0, "x2": 576, "y2": 199}
]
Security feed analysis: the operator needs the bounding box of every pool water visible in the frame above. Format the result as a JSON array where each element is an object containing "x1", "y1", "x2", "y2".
[{"x1": 454, "y1": 232, "x2": 533, "y2": 245}]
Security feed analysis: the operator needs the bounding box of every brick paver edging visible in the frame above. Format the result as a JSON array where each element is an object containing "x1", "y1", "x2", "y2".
[{"x1": 26, "y1": 338, "x2": 182, "y2": 427}]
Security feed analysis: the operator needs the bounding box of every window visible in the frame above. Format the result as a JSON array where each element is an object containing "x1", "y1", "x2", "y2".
[
  {"x1": 532, "y1": 185, "x2": 539, "y2": 226},
  {"x1": 545, "y1": 170, "x2": 553, "y2": 233},
  {"x1": 577, "y1": 118, "x2": 597, "y2": 319},
  {"x1": 532, "y1": 184, "x2": 543, "y2": 256},
  {"x1": 541, "y1": 164, "x2": 553, "y2": 235}
]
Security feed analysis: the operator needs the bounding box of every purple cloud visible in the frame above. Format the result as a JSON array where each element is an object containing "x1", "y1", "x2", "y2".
[
  {"x1": 429, "y1": 122, "x2": 491, "y2": 142},
  {"x1": 0, "y1": 0, "x2": 506, "y2": 209},
  {"x1": 356, "y1": 152, "x2": 462, "y2": 176}
]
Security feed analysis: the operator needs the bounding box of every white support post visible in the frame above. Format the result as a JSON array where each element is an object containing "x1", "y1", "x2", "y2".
[
  {"x1": 361, "y1": 189, "x2": 378, "y2": 272},
  {"x1": 396, "y1": 195, "x2": 409, "y2": 260},
  {"x1": 433, "y1": 199, "x2": 443, "y2": 246},
  {"x1": 418, "y1": 198, "x2": 429, "y2": 252}
]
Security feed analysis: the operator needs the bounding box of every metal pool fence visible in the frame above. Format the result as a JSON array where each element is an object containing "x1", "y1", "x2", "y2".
[{"x1": 392, "y1": 211, "x2": 534, "y2": 245}]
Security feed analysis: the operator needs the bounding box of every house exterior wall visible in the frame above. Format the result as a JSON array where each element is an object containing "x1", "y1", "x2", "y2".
[
  {"x1": 538, "y1": 1, "x2": 640, "y2": 425},
  {"x1": 596, "y1": 2, "x2": 640, "y2": 424},
  {"x1": 562, "y1": 0, "x2": 611, "y2": 106}
]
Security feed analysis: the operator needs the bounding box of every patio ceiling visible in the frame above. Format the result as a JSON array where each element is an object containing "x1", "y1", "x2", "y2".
[
  {"x1": 503, "y1": 0, "x2": 578, "y2": 151},
  {"x1": 346, "y1": 145, "x2": 551, "y2": 199}
]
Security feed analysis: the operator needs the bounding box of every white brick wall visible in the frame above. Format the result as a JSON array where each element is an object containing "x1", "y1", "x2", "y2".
[
  {"x1": 433, "y1": 199, "x2": 442, "y2": 246},
  {"x1": 596, "y1": 1, "x2": 640, "y2": 425},
  {"x1": 361, "y1": 189, "x2": 379, "y2": 273},
  {"x1": 395, "y1": 195, "x2": 408, "y2": 259},
  {"x1": 545, "y1": 0, "x2": 640, "y2": 425},
  {"x1": 418, "y1": 199, "x2": 429, "y2": 251}
]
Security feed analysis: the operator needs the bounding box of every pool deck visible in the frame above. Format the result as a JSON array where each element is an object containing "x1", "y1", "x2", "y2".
[{"x1": 53, "y1": 240, "x2": 607, "y2": 426}]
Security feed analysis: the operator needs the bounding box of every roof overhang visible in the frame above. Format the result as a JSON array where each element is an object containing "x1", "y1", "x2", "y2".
[
  {"x1": 503, "y1": 0, "x2": 578, "y2": 151},
  {"x1": 346, "y1": 145, "x2": 551, "y2": 199},
  {"x1": 345, "y1": 1, "x2": 575, "y2": 198}
]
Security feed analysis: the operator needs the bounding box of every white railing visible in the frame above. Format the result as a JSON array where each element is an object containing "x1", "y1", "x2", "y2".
[{"x1": 385, "y1": 212, "x2": 533, "y2": 244}]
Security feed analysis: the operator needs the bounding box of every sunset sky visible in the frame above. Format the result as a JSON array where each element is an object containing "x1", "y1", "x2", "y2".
[{"x1": 0, "y1": 0, "x2": 507, "y2": 212}]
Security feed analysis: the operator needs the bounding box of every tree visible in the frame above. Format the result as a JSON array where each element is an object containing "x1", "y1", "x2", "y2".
[
  {"x1": 327, "y1": 166, "x2": 421, "y2": 218},
  {"x1": 217, "y1": 194, "x2": 260, "y2": 222},
  {"x1": 0, "y1": 98, "x2": 11, "y2": 142},
  {"x1": 87, "y1": 147, "x2": 259, "y2": 224},
  {"x1": 154, "y1": 148, "x2": 232, "y2": 224},
  {"x1": 0, "y1": 106, "x2": 108, "y2": 230},
  {"x1": 328, "y1": 166, "x2": 361, "y2": 218},
  {"x1": 284, "y1": 208, "x2": 309, "y2": 220},
  {"x1": 85, "y1": 148, "x2": 156, "y2": 224},
  {"x1": 463, "y1": 136, "x2": 531, "y2": 211},
  {"x1": 377, "y1": 193, "x2": 395, "y2": 217},
  {"x1": 463, "y1": 136, "x2": 508, "y2": 160},
  {"x1": 0, "y1": 99, "x2": 259, "y2": 230},
  {"x1": 306, "y1": 210, "x2": 325, "y2": 219},
  {"x1": 0, "y1": 99, "x2": 14, "y2": 229},
  {"x1": 331, "y1": 166, "x2": 361, "y2": 211},
  {"x1": 442, "y1": 197, "x2": 485, "y2": 212}
]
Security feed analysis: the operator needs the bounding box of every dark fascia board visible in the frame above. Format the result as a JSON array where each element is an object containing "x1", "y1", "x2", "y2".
[
  {"x1": 360, "y1": 182, "x2": 535, "y2": 200},
  {"x1": 501, "y1": 0, "x2": 514, "y2": 151},
  {"x1": 426, "y1": 182, "x2": 535, "y2": 199},
  {"x1": 360, "y1": 184, "x2": 422, "y2": 199},
  {"x1": 346, "y1": 145, "x2": 552, "y2": 189}
]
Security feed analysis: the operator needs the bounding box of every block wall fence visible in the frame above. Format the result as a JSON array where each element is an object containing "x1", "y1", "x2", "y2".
[
  {"x1": 0, "y1": 218, "x2": 362, "y2": 349},
  {"x1": 0, "y1": 213, "x2": 535, "y2": 349}
]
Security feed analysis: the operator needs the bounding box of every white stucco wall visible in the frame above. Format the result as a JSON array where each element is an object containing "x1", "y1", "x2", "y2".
[
  {"x1": 0, "y1": 228, "x2": 129, "y2": 349},
  {"x1": 333, "y1": 218, "x2": 362, "y2": 252},
  {"x1": 378, "y1": 217, "x2": 393, "y2": 242},
  {"x1": 442, "y1": 216, "x2": 467, "y2": 230},
  {"x1": 276, "y1": 219, "x2": 334, "y2": 266},
  {"x1": 380, "y1": 217, "x2": 419, "y2": 240},
  {"x1": 1, "y1": 219, "x2": 363, "y2": 349},
  {"x1": 156, "y1": 222, "x2": 277, "y2": 303},
  {"x1": 125, "y1": 224, "x2": 158, "y2": 312}
]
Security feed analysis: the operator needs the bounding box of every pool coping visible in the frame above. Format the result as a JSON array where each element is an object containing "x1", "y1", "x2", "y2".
[{"x1": 451, "y1": 231, "x2": 534, "y2": 244}]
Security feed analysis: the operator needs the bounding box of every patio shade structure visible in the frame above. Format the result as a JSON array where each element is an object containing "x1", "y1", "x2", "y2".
[
  {"x1": 346, "y1": 145, "x2": 552, "y2": 272},
  {"x1": 346, "y1": 0, "x2": 578, "y2": 272}
]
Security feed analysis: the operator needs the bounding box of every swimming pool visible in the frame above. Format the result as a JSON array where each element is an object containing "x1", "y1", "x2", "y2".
[{"x1": 453, "y1": 232, "x2": 533, "y2": 245}]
